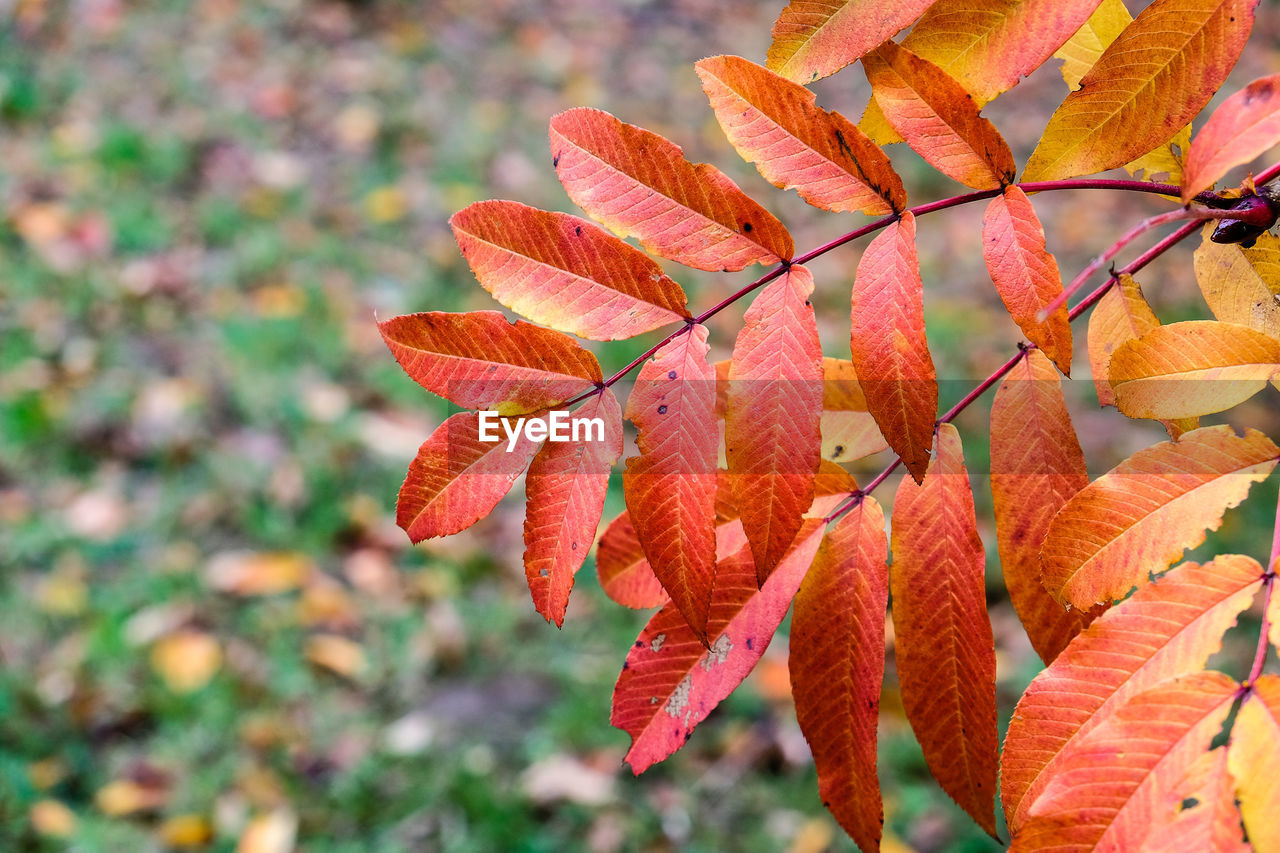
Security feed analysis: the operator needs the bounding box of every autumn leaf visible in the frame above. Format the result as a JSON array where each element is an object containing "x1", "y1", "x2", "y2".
[
  {"x1": 696, "y1": 55, "x2": 904, "y2": 216},
  {"x1": 1086, "y1": 273, "x2": 1198, "y2": 436},
  {"x1": 981, "y1": 186, "x2": 1072, "y2": 373},
  {"x1": 549, "y1": 108, "x2": 793, "y2": 271},
  {"x1": 1024, "y1": 0, "x2": 1256, "y2": 181},
  {"x1": 379, "y1": 311, "x2": 601, "y2": 414},
  {"x1": 523, "y1": 390, "x2": 624, "y2": 626},
  {"x1": 890, "y1": 424, "x2": 998, "y2": 835},
  {"x1": 1194, "y1": 226, "x2": 1280, "y2": 339},
  {"x1": 611, "y1": 517, "x2": 828, "y2": 773},
  {"x1": 1138, "y1": 747, "x2": 1251, "y2": 853},
  {"x1": 1052, "y1": 0, "x2": 1190, "y2": 183},
  {"x1": 1183, "y1": 74, "x2": 1280, "y2": 201},
  {"x1": 862, "y1": 41, "x2": 1016, "y2": 190},
  {"x1": 624, "y1": 326, "x2": 720, "y2": 641},
  {"x1": 765, "y1": 0, "x2": 937, "y2": 84},
  {"x1": 895, "y1": 0, "x2": 1104, "y2": 105},
  {"x1": 397, "y1": 411, "x2": 544, "y2": 542},
  {"x1": 450, "y1": 200, "x2": 690, "y2": 340},
  {"x1": 989, "y1": 350, "x2": 1101, "y2": 665},
  {"x1": 790, "y1": 496, "x2": 887, "y2": 853},
  {"x1": 1041, "y1": 425, "x2": 1277, "y2": 608},
  {"x1": 596, "y1": 511, "x2": 668, "y2": 610},
  {"x1": 1012, "y1": 671, "x2": 1240, "y2": 852},
  {"x1": 849, "y1": 211, "x2": 937, "y2": 483},
  {"x1": 1230, "y1": 674, "x2": 1280, "y2": 853},
  {"x1": 1001, "y1": 555, "x2": 1265, "y2": 830},
  {"x1": 820, "y1": 358, "x2": 890, "y2": 463},
  {"x1": 1110, "y1": 320, "x2": 1280, "y2": 420},
  {"x1": 726, "y1": 265, "x2": 823, "y2": 582}
]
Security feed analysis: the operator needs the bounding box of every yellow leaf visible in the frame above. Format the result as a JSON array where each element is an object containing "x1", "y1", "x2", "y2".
[
  {"x1": 160, "y1": 814, "x2": 215, "y2": 848},
  {"x1": 305, "y1": 634, "x2": 366, "y2": 678},
  {"x1": 1111, "y1": 320, "x2": 1280, "y2": 420},
  {"x1": 1228, "y1": 675, "x2": 1280, "y2": 853},
  {"x1": 1024, "y1": 0, "x2": 1255, "y2": 182},
  {"x1": 151, "y1": 631, "x2": 222, "y2": 693},
  {"x1": 30, "y1": 800, "x2": 76, "y2": 838},
  {"x1": 1195, "y1": 226, "x2": 1280, "y2": 339}
]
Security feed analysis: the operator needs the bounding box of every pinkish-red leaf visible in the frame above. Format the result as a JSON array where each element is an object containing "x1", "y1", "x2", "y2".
[
  {"x1": 1184, "y1": 74, "x2": 1280, "y2": 201},
  {"x1": 550, "y1": 108, "x2": 793, "y2": 271},
  {"x1": 726, "y1": 265, "x2": 824, "y2": 582},
  {"x1": 450, "y1": 200, "x2": 691, "y2": 340},
  {"x1": 523, "y1": 391, "x2": 624, "y2": 626}
]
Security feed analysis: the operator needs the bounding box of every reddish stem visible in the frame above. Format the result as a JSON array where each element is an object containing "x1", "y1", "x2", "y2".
[{"x1": 1248, "y1": 576, "x2": 1275, "y2": 687}]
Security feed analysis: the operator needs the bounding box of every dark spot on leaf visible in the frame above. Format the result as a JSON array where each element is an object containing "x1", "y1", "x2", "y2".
[
  {"x1": 553, "y1": 152, "x2": 562, "y2": 167},
  {"x1": 635, "y1": 640, "x2": 644, "y2": 648},
  {"x1": 575, "y1": 226, "x2": 582, "y2": 236},
  {"x1": 539, "y1": 568, "x2": 549, "y2": 577},
  {"x1": 832, "y1": 445, "x2": 845, "y2": 458},
  {"x1": 571, "y1": 542, "x2": 578, "y2": 550},
  {"x1": 745, "y1": 637, "x2": 754, "y2": 650},
  {"x1": 658, "y1": 405, "x2": 668, "y2": 414},
  {"x1": 668, "y1": 370, "x2": 677, "y2": 379},
  {"x1": 622, "y1": 661, "x2": 630, "y2": 670},
  {"x1": 742, "y1": 222, "x2": 753, "y2": 233}
]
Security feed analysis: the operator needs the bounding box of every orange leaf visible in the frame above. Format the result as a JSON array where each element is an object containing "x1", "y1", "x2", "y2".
[
  {"x1": 550, "y1": 108, "x2": 793, "y2": 271},
  {"x1": 611, "y1": 517, "x2": 828, "y2": 773},
  {"x1": 896, "y1": 0, "x2": 1104, "y2": 104},
  {"x1": 523, "y1": 391, "x2": 624, "y2": 626},
  {"x1": 850, "y1": 211, "x2": 937, "y2": 482},
  {"x1": 624, "y1": 326, "x2": 720, "y2": 641},
  {"x1": 379, "y1": 311, "x2": 600, "y2": 414},
  {"x1": 1194, "y1": 227, "x2": 1280, "y2": 339},
  {"x1": 396, "y1": 411, "x2": 543, "y2": 542},
  {"x1": 890, "y1": 423, "x2": 998, "y2": 835},
  {"x1": 1184, "y1": 74, "x2": 1280, "y2": 202},
  {"x1": 727, "y1": 265, "x2": 824, "y2": 581},
  {"x1": 1110, "y1": 320, "x2": 1280, "y2": 420},
  {"x1": 1230, "y1": 674, "x2": 1280, "y2": 853},
  {"x1": 989, "y1": 350, "x2": 1101, "y2": 665},
  {"x1": 1001, "y1": 555, "x2": 1264, "y2": 830},
  {"x1": 981, "y1": 187, "x2": 1072, "y2": 372},
  {"x1": 791, "y1": 497, "x2": 887, "y2": 853},
  {"x1": 696, "y1": 55, "x2": 905, "y2": 216},
  {"x1": 765, "y1": 0, "x2": 937, "y2": 84},
  {"x1": 1023, "y1": 0, "x2": 1257, "y2": 181},
  {"x1": 450, "y1": 200, "x2": 690, "y2": 340},
  {"x1": 862, "y1": 41, "x2": 1016, "y2": 190},
  {"x1": 1138, "y1": 747, "x2": 1251, "y2": 853},
  {"x1": 1012, "y1": 671, "x2": 1240, "y2": 852},
  {"x1": 596, "y1": 512, "x2": 668, "y2": 610},
  {"x1": 1053, "y1": 0, "x2": 1191, "y2": 184},
  {"x1": 1041, "y1": 425, "x2": 1278, "y2": 608}
]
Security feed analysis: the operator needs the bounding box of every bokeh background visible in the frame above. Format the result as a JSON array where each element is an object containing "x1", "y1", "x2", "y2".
[{"x1": 3, "y1": 1, "x2": 1280, "y2": 851}]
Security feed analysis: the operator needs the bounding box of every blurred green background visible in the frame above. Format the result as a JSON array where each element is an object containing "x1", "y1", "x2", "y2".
[{"x1": 2, "y1": 1, "x2": 1279, "y2": 851}]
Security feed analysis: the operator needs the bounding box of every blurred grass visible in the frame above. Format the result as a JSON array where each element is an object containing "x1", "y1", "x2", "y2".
[{"x1": 1, "y1": 1, "x2": 1279, "y2": 852}]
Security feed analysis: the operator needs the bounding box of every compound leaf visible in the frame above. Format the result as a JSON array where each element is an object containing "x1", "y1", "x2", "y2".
[
  {"x1": 1002, "y1": 555, "x2": 1265, "y2": 830},
  {"x1": 379, "y1": 311, "x2": 601, "y2": 414},
  {"x1": 523, "y1": 390, "x2": 624, "y2": 626},
  {"x1": 550, "y1": 108, "x2": 793, "y2": 271},
  {"x1": 727, "y1": 265, "x2": 824, "y2": 582},
  {"x1": 850, "y1": 211, "x2": 937, "y2": 483},
  {"x1": 791, "y1": 497, "x2": 888, "y2": 853},
  {"x1": 891, "y1": 424, "x2": 998, "y2": 835}
]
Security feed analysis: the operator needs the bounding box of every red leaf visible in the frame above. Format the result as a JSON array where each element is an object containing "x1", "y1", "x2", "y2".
[
  {"x1": 1001, "y1": 555, "x2": 1264, "y2": 831},
  {"x1": 695, "y1": 55, "x2": 905, "y2": 215},
  {"x1": 624, "y1": 325, "x2": 720, "y2": 641},
  {"x1": 612, "y1": 517, "x2": 828, "y2": 773},
  {"x1": 550, "y1": 108, "x2": 793, "y2": 271},
  {"x1": 890, "y1": 423, "x2": 998, "y2": 835},
  {"x1": 379, "y1": 311, "x2": 601, "y2": 413},
  {"x1": 850, "y1": 211, "x2": 937, "y2": 483},
  {"x1": 1013, "y1": 671, "x2": 1241, "y2": 852},
  {"x1": 990, "y1": 350, "x2": 1102, "y2": 665},
  {"x1": 766, "y1": 0, "x2": 937, "y2": 84},
  {"x1": 981, "y1": 186, "x2": 1072, "y2": 373},
  {"x1": 791, "y1": 497, "x2": 888, "y2": 853},
  {"x1": 450, "y1": 200, "x2": 690, "y2": 340},
  {"x1": 523, "y1": 391, "x2": 624, "y2": 626},
  {"x1": 1184, "y1": 74, "x2": 1280, "y2": 201},
  {"x1": 396, "y1": 411, "x2": 543, "y2": 542},
  {"x1": 596, "y1": 512, "x2": 668, "y2": 610},
  {"x1": 862, "y1": 41, "x2": 1016, "y2": 190},
  {"x1": 726, "y1": 265, "x2": 824, "y2": 582}
]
